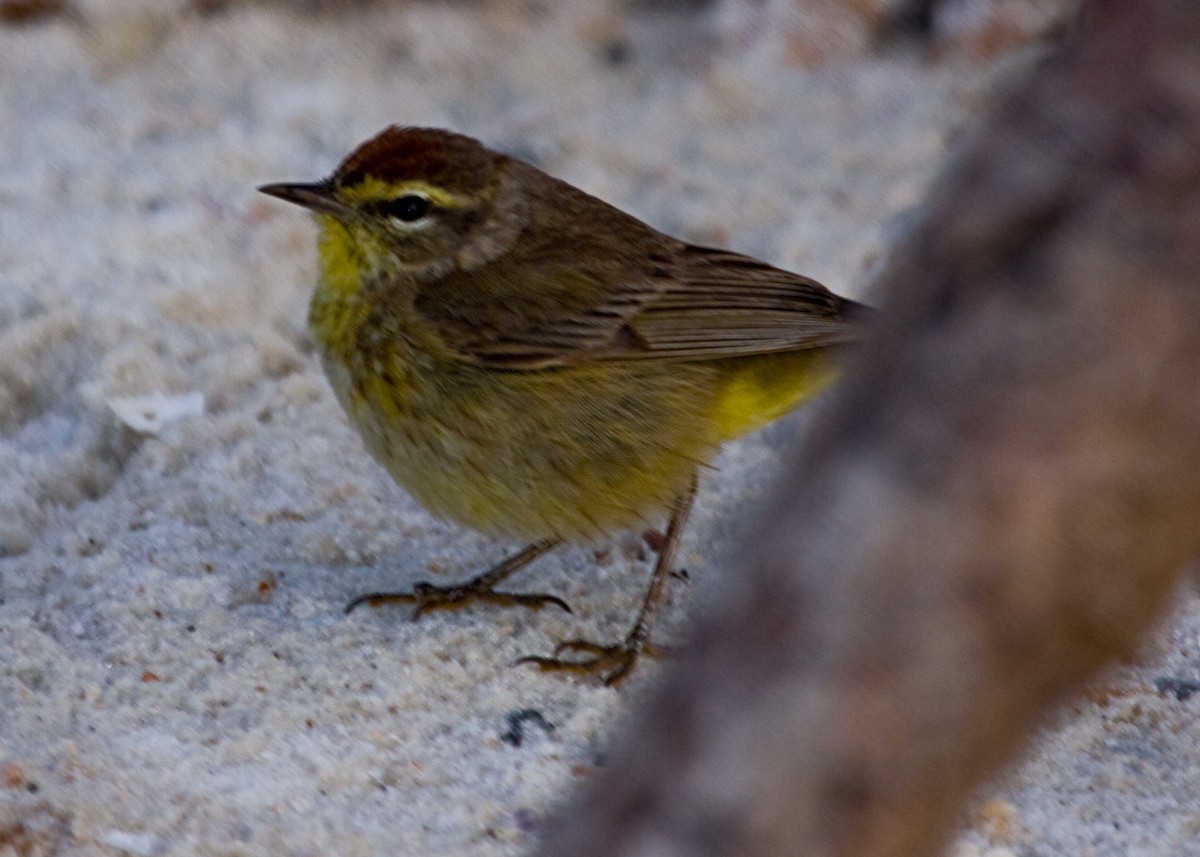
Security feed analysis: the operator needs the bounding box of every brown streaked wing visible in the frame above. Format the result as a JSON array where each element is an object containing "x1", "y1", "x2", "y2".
[
  {"x1": 616, "y1": 244, "x2": 860, "y2": 359},
  {"x1": 439, "y1": 243, "x2": 862, "y2": 369}
]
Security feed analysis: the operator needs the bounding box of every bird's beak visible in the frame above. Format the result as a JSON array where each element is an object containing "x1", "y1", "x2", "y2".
[{"x1": 257, "y1": 182, "x2": 353, "y2": 217}]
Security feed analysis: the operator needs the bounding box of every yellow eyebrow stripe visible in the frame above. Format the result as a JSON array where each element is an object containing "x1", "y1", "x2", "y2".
[{"x1": 339, "y1": 176, "x2": 467, "y2": 209}]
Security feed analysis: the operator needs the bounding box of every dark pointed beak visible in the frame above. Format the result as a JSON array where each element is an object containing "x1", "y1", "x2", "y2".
[{"x1": 257, "y1": 182, "x2": 352, "y2": 217}]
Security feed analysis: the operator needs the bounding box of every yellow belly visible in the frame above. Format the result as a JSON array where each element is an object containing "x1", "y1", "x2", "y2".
[
  {"x1": 321, "y1": 323, "x2": 837, "y2": 541},
  {"x1": 332, "y1": 354, "x2": 720, "y2": 540}
]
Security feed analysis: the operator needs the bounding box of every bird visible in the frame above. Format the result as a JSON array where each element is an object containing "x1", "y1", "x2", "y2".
[{"x1": 260, "y1": 126, "x2": 870, "y2": 683}]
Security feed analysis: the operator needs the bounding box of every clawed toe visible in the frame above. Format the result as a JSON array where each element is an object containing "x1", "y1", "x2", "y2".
[
  {"x1": 343, "y1": 539, "x2": 568, "y2": 619},
  {"x1": 472, "y1": 589, "x2": 572, "y2": 615},
  {"x1": 344, "y1": 583, "x2": 571, "y2": 619},
  {"x1": 517, "y1": 632, "x2": 669, "y2": 686}
]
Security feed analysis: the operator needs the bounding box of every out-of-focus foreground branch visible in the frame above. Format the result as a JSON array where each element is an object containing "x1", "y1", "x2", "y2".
[{"x1": 534, "y1": 1, "x2": 1200, "y2": 855}]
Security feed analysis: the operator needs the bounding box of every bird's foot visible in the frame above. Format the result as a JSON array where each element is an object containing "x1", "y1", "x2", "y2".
[
  {"x1": 345, "y1": 581, "x2": 571, "y2": 620},
  {"x1": 517, "y1": 628, "x2": 670, "y2": 686}
]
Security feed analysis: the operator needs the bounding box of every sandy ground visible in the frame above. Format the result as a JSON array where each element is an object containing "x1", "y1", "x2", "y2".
[{"x1": 0, "y1": 3, "x2": 1197, "y2": 855}]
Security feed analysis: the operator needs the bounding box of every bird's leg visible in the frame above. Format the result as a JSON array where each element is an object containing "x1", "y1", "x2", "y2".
[
  {"x1": 519, "y1": 474, "x2": 697, "y2": 685},
  {"x1": 344, "y1": 538, "x2": 570, "y2": 620}
]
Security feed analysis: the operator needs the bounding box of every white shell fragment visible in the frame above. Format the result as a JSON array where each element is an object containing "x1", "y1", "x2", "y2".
[{"x1": 108, "y1": 391, "x2": 205, "y2": 435}]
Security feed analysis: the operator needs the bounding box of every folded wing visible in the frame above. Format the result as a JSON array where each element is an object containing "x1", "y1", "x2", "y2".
[{"x1": 421, "y1": 241, "x2": 867, "y2": 370}]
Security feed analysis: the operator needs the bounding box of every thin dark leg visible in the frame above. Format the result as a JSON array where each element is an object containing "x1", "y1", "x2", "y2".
[
  {"x1": 344, "y1": 538, "x2": 569, "y2": 619},
  {"x1": 519, "y1": 474, "x2": 698, "y2": 685}
]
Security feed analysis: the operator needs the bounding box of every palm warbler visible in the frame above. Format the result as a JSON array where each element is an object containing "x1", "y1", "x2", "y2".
[{"x1": 260, "y1": 126, "x2": 869, "y2": 684}]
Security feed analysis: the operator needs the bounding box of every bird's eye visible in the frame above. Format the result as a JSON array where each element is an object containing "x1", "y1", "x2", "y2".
[{"x1": 379, "y1": 194, "x2": 431, "y2": 222}]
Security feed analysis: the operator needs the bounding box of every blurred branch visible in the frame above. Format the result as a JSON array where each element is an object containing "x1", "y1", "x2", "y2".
[{"x1": 535, "y1": 0, "x2": 1200, "y2": 855}]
